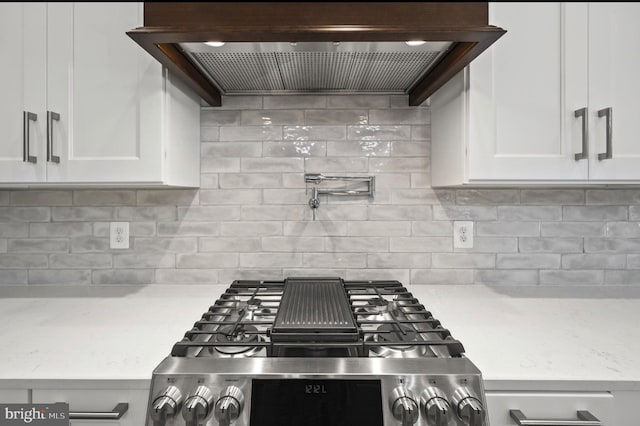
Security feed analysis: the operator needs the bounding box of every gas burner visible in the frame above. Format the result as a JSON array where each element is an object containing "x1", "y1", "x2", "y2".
[
  {"x1": 211, "y1": 325, "x2": 264, "y2": 358},
  {"x1": 356, "y1": 298, "x2": 397, "y2": 316},
  {"x1": 238, "y1": 298, "x2": 271, "y2": 321},
  {"x1": 366, "y1": 324, "x2": 427, "y2": 358},
  {"x1": 246, "y1": 298, "x2": 262, "y2": 309},
  {"x1": 368, "y1": 298, "x2": 390, "y2": 313}
]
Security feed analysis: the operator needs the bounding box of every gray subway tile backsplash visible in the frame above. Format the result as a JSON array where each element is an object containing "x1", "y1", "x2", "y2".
[
  {"x1": 0, "y1": 270, "x2": 27, "y2": 285},
  {"x1": 563, "y1": 205, "x2": 628, "y2": 221},
  {"x1": 241, "y1": 110, "x2": 304, "y2": 126},
  {"x1": 474, "y1": 269, "x2": 539, "y2": 285},
  {"x1": 73, "y1": 190, "x2": 136, "y2": 206},
  {"x1": 456, "y1": 189, "x2": 520, "y2": 206},
  {"x1": 540, "y1": 270, "x2": 604, "y2": 285},
  {"x1": 11, "y1": 191, "x2": 72, "y2": 207},
  {"x1": 520, "y1": 189, "x2": 585, "y2": 205},
  {"x1": 8, "y1": 239, "x2": 69, "y2": 253},
  {"x1": 92, "y1": 269, "x2": 154, "y2": 285},
  {"x1": 0, "y1": 223, "x2": 29, "y2": 238},
  {"x1": 49, "y1": 253, "x2": 112, "y2": 269},
  {"x1": 0, "y1": 207, "x2": 50, "y2": 222},
  {"x1": 0, "y1": 254, "x2": 48, "y2": 269},
  {"x1": 326, "y1": 95, "x2": 389, "y2": 109},
  {"x1": 411, "y1": 269, "x2": 474, "y2": 285},
  {"x1": 518, "y1": 237, "x2": 583, "y2": 253},
  {"x1": 2, "y1": 94, "x2": 640, "y2": 286},
  {"x1": 30, "y1": 222, "x2": 93, "y2": 238},
  {"x1": 29, "y1": 269, "x2": 92, "y2": 285},
  {"x1": 496, "y1": 253, "x2": 561, "y2": 270}
]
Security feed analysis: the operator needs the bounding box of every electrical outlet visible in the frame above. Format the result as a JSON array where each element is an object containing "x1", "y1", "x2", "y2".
[
  {"x1": 110, "y1": 222, "x2": 129, "y2": 249},
  {"x1": 453, "y1": 221, "x2": 474, "y2": 249}
]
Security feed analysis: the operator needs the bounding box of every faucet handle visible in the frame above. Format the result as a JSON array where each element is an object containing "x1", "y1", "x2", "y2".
[{"x1": 308, "y1": 186, "x2": 320, "y2": 221}]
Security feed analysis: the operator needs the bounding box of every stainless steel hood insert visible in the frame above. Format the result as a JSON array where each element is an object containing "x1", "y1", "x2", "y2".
[
  {"x1": 128, "y1": 2, "x2": 505, "y2": 106},
  {"x1": 180, "y1": 41, "x2": 452, "y2": 95}
]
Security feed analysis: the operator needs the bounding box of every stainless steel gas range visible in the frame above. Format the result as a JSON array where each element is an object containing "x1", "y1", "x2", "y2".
[{"x1": 147, "y1": 278, "x2": 487, "y2": 426}]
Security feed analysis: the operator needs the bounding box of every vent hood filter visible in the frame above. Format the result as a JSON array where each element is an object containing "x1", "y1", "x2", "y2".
[
  {"x1": 180, "y1": 42, "x2": 451, "y2": 95},
  {"x1": 128, "y1": 2, "x2": 505, "y2": 106}
]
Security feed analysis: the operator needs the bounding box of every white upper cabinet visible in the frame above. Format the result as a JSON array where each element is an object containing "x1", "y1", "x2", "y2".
[
  {"x1": 587, "y1": 3, "x2": 640, "y2": 181},
  {"x1": 0, "y1": 3, "x2": 200, "y2": 187},
  {"x1": 0, "y1": 3, "x2": 47, "y2": 182},
  {"x1": 431, "y1": 3, "x2": 640, "y2": 186}
]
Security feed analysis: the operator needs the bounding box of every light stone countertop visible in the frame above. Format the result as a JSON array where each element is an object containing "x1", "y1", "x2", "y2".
[{"x1": 0, "y1": 284, "x2": 639, "y2": 391}]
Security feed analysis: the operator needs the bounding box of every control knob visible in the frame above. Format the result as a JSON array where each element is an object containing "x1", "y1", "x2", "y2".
[
  {"x1": 150, "y1": 385, "x2": 183, "y2": 426},
  {"x1": 389, "y1": 387, "x2": 419, "y2": 426},
  {"x1": 420, "y1": 387, "x2": 452, "y2": 426},
  {"x1": 214, "y1": 385, "x2": 244, "y2": 426},
  {"x1": 182, "y1": 386, "x2": 215, "y2": 426},
  {"x1": 452, "y1": 387, "x2": 485, "y2": 426}
]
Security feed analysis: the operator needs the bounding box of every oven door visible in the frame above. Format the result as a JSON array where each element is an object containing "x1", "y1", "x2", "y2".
[{"x1": 249, "y1": 379, "x2": 383, "y2": 426}]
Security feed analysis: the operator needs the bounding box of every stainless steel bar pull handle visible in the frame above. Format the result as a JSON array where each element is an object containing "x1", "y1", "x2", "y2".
[
  {"x1": 509, "y1": 409, "x2": 601, "y2": 426},
  {"x1": 574, "y1": 107, "x2": 588, "y2": 161},
  {"x1": 23, "y1": 111, "x2": 37, "y2": 163},
  {"x1": 69, "y1": 402, "x2": 129, "y2": 420},
  {"x1": 47, "y1": 111, "x2": 61, "y2": 163},
  {"x1": 597, "y1": 107, "x2": 612, "y2": 161}
]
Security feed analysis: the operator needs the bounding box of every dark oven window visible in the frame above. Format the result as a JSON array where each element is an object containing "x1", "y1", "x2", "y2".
[{"x1": 250, "y1": 379, "x2": 383, "y2": 426}]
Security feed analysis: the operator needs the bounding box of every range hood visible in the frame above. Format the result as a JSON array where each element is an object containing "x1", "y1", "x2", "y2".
[{"x1": 127, "y1": 2, "x2": 505, "y2": 107}]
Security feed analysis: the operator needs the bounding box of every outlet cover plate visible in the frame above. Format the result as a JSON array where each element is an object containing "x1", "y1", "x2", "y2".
[
  {"x1": 453, "y1": 220, "x2": 474, "y2": 249},
  {"x1": 110, "y1": 222, "x2": 130, "y2": 249}
]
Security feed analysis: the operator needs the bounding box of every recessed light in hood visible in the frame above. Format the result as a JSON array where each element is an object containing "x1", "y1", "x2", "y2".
[
  {"x1": 127, "y1": 2, "x2": 505, "y2": 107},
  {"x1": 204, "y1": 41, "x2": 225, "y2": 48}
]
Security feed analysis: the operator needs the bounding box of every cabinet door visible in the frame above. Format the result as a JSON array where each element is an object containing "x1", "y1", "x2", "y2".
[
  {"x1": 486, "y1": 391, "x2": 614, "y2": 426},
  {"x1": 612, "y1": 391, "x2": 640, "y2": 425},
  {"x1": 0, "y1": 389, "x2": 29, "y2": 403},
  {"x1": 467, "y1": 3, "x2": 589, "y2": 182},
  {"x1": 32, "y1": 388, "x2": 148, "y2": 426},
  {"x1": 46, "y1": 2, "x2": 163, "y2": 184},
  {"x1": 587, "y1": 3, "x2": 640, "y2": 181},
  {"x1": 0, "y1": 3, "x2": 46, "y2": 182}
]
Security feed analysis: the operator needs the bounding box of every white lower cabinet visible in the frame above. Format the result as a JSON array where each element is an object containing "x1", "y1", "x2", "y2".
[
  {"x1": 32, "y1": 388, "x2": 148, "y2": 426},
  {"x1": 0, "y1": 389, "x2": 29, "y2": 403},
  {"x1": 486, "y1": 391, "x2": 614, "y2": 426},
  {"x1": 612, "y1": 391, "x2": 640, "y2": 425}
]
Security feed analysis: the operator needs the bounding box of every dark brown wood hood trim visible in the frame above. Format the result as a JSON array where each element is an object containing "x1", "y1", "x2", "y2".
[{"x1": 127, "y1": 2, "x2": 505, "y2": 107}]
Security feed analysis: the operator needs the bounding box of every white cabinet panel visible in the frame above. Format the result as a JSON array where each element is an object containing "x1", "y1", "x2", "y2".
[
  {"x1": 431, "y1": 3, "x2": 640, "y2": 186},
  {"x1": 0, "y1": 2, "x2": 199, "y2": 187},
  {"x1": 33, "y1": 388, "x2": 148, "y2": 426},
  {"x1": 486, "y1": 391, "x2": 614, "y2": 426},
  {"x1": 433, "y1": 3, "x2": 589, "y2": 185},
  {"x1": 587, "y1": 3, "x2": 640, "y2": 181},
  {"x1": 612, "y1": 391, "x2": 640, "y2": 425},
  {"x1": 0, "y1": 3, "x2": 46, "y2": 182},
  {"x1": 46, "y1": 3, "x2": 164, "y2": 184},
  {"x1": 0, "y1": 389, "x2": 29, "y2": 403},
  {"x1": 475, "y1": 3, "x2": 564, "y2": 157}
]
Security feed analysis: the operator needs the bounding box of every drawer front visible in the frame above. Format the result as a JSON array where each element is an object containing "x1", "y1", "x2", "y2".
[
  {"x1": 0, "y1": 389, "x2": 29, "y2": 403},
  {"x1": 32, "y1": 388, "x2": 147, "y2": 426},
  {"x1": 486, "y1": 391, "x2": 614, "y2": 426}
]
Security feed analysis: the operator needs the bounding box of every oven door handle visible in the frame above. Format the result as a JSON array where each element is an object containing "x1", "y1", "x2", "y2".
[
  {"x1": 509, "y1": 409, "x2": 601, "y2": 426},
  {"x1": 68, "y1": 402, "x2": 129, "y2": 420}
]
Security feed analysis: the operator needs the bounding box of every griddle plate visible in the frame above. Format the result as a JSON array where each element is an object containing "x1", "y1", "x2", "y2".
[{"x1": 271, "y1": 278, "x2": 359, "y2": 342}]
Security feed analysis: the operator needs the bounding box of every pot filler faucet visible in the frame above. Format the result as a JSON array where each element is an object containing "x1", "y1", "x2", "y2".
[{"x1": 304, "y1": 173, "x2": 375, "y2": 221}]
